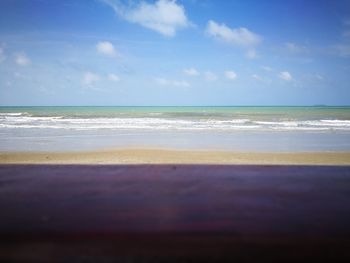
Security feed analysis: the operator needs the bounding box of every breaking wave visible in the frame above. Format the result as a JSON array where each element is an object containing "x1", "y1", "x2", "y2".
[{"x1": 0, "y1": 112, "x2": 350, "y2": 131}]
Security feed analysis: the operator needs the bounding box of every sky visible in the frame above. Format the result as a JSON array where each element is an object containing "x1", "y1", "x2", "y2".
[{"x1": 0, "y1": 0, "x2": 350, "y2": 106}]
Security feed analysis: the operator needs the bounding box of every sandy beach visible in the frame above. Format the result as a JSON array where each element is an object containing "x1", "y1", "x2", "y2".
[{"x1": 0, "y1": 148, "x2": 350, "y2": 165}]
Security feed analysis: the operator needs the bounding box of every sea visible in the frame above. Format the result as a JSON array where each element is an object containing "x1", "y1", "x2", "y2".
[{"x1": 1, "y1": 106, "x2": 350, "y2": 152}]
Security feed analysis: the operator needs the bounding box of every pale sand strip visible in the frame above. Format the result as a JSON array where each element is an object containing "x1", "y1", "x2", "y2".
[{"x1": 0, "y1": 149, "x2": 350, "y2": 165}]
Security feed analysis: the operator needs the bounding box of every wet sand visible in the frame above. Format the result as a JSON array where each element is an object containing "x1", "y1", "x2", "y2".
[
  {"x1": 0, "y1": 164, "x2": 350, "y2": 262},
  {"x1": 1, "y1": 149, "x2": 350, "y2": 165}
]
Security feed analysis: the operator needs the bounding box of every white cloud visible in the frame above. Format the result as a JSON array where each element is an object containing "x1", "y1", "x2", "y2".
[
  {"x1": 285, "y1": 42, "x2": 307, "y2": 53},
  {"x1": 15, "y1": 52, "x2": 30, "y2": 66},
  {"x1": 0, "y1": 47, "x2": 5, "y2": 63},
  {"x1": 225, "y1": 70, "x2": 237, "y2": 80},
  {"x1": 246, "y1": 49, "x2": 257, "y2": 59},
  {"x1": 96, "y1": 41, "x2": 117, "y2": 57},
  {"x1": 279, "y1": 71, "x2": 292, "y2": 81},
  {"x1": 82, "y1": 72, "x2": 100, "y2": 86},
  {"x1": 108, "y1": 73, "x2": 120, "y2": 82},
  {"x1": 204, "y1": 71, "x2": 217, "y2": 81},
  {"x1": 155, "y1": 77, "x2": 190, "y2": 87},
  {"x1": 102, "y1": 0, "x2": 190, "y2": 37},
  {"x1": 206, "y1": 20, "x2": 261, "y2": 47},
  {"x1": 183, "y1": 68, "x2": 199, "y2": 76}
]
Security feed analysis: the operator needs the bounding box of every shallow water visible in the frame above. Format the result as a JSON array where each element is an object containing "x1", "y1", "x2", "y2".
[{"x1": 1, "y1": 106, "x2": 350, "y2": 152}]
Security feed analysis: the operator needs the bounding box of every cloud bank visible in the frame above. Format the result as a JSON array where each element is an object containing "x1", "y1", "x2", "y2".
[
  {"x1": 102, "y1": 0, "x2": 190, "y2": 37},
  {"x1": 206, "y1": 20, "x2": 261, "y2": 47}
]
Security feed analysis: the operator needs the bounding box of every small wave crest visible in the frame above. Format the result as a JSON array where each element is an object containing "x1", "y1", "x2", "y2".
[{"x1": 0, "y1": 112, "x2": 28, "y2": 117}]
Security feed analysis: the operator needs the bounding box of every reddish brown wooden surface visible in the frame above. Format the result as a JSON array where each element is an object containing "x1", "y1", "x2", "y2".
[{"x1": 0, "y1": 165, "x2": 349, "y2": 262}]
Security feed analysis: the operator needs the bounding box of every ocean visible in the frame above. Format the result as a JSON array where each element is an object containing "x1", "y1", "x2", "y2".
[{"x1": 1, "y1": 106, "x2": 350, "y2": 152}]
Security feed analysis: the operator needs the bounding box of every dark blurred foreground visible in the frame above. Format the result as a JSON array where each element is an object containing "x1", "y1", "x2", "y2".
[{"x1": 0, "y1": 165, "x2": 349, "y2": 262}]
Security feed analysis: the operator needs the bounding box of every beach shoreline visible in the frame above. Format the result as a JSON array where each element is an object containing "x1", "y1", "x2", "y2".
[{"x1": 1, "y1": 148, "x2": 350, "y2": 165}]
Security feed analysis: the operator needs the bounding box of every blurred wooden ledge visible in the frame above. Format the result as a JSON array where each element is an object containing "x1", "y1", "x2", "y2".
[{"x1": 0, "y1": 164, "x2": 349, "y2": 262}]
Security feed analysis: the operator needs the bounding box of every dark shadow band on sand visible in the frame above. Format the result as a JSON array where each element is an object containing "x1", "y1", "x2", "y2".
[{"x1": 0, "y1": 164, "x2": 349, "y2": 262}]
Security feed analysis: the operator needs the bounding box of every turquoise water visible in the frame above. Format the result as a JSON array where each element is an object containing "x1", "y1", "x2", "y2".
[
  {"x1": 1, "y1": 106, "x2": 350, "y2": 120},
  {"x1": 0, "y1": 106, "x2": 350, "y2": 151}
]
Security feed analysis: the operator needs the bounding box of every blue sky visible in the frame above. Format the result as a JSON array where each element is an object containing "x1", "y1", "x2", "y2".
[{"x1": 0, "y1": 0, "x2": 350, "y2": 106}]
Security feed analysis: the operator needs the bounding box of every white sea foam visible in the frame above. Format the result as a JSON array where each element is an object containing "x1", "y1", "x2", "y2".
[
  {"x1": 1, "y1": 115, "x2": 350, "y2": 131},
  {"x1": 256, "y1": 121, "x2": 298, "y2": 127},
  {"x1": 0, "y1": 112, "x2": 27, "y2": 116},
  {"x1": 321, "y1": 119, "x2": 350, "y2": 124}
]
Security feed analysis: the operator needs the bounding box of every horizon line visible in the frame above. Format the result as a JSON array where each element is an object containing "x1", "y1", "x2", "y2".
[{"x1": 1, "y1": 105, "x2": 350, "y2": 107}]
